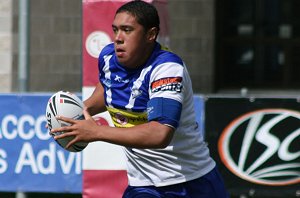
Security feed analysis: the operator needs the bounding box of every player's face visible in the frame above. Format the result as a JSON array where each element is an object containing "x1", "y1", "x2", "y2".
[{"x1": 112, "y1": 12, "x2": 153, "y2": 69}]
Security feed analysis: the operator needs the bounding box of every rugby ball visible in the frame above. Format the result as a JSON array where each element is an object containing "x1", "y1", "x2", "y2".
[{"x1": 45, "y1": 91, "x2": 88, "y2": 152}]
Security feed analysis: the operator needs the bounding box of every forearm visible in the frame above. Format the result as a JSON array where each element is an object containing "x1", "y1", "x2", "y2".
[
  {"x1": 96, "y1": 121, "x2": 174, "y2": 149},
  {"x1": 84, "y1": 100, "x2": 106, "y2": 116}
]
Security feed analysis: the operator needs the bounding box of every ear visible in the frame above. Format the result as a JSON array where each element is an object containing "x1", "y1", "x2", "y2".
[{"x1": 147, "y1": 27, "x2": 158, "y2": 42}]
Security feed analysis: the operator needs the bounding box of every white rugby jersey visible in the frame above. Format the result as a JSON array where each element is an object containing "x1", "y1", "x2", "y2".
[{"x1": 98, "y1": 42, "x2": 215, "y2": 187}]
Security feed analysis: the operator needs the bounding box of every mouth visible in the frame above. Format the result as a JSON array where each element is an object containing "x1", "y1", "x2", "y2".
[{"x1": 115, "y1": 48, "x2": 125, "y2": 57}]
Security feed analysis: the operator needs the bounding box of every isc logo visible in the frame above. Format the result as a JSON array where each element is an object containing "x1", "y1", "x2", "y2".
[{"x1": 218, "y1": 108, "x2": 300, "y2": 186}]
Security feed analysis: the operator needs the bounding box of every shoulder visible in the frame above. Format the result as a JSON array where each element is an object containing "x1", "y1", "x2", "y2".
[
  {"x1": 148, "y1": 44, "x2": 185, "y2": 77},
  {"x1": 99, "y1": 43, "x2": 115, "y2": 58},
  {"x1": 154, "y1": 44, "x2": 184, "y2": 66}
]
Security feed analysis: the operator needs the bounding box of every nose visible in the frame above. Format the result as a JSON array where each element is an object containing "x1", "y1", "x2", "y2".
[{"x1": 114, "y1": 31, "x2": 124, "y2": 45}]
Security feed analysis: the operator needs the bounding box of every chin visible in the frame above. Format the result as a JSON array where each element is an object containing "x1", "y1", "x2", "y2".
[{"x1": 116, "y1": 59, "x2": 127, "y2": 67}]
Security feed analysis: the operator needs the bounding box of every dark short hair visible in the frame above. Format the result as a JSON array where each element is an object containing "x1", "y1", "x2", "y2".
[{"x1": 116, "y1": 0, "x2": 160, "y2": 32}]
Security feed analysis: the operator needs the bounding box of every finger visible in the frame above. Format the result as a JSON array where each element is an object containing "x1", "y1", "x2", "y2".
[
  {"x1": 56, "y1": 115, "x2": 77, "y2": 124},
  {"x1": 65, "y1": 137, "x2": 77, "y2": 149},
  {"x1": 52, "y1": 130, "x2": 75, "y2": 140},
  {"x1": 52, "y1": 131, "x2": 65, "y2": 139},
  {"x1": 51, "y1": 125, "x2": 73, "y2": 134}
]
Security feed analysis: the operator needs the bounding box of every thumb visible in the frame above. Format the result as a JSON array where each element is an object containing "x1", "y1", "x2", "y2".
[{"x1": 83, "y1": 107, "x2": 93, "y2": 120}]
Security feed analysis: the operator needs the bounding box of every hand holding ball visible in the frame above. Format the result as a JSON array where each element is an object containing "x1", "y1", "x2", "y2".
[{"x1": 45, "y1": 91, "x2": 88, "y2": 152}]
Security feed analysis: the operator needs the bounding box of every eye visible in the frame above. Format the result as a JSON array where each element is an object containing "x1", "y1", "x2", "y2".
[
  {"x1": 123, "y1": 27, "x2": 133, "y2": 34},
  {"x1": 112, "y1": 26, "x2": 118, "y2": 34}
]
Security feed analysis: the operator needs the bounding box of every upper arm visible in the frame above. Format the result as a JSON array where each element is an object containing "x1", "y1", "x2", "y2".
[
  {"x1": 147, "y1": 62, "x2": 184, "y2": 129},
  {"x1": 84, "y1": 82, "x2": 106, "y2": 116}
]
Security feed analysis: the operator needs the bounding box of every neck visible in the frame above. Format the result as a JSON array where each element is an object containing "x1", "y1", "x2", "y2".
[
  {"x1": 139, "y1": 42, "x2": 156, "y2": 66},
  {"x1": 125, "y1": 42, "x2": 156, "y2": 69}
]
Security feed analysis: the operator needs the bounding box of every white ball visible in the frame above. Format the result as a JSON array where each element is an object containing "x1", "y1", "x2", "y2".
[{"x1": 45, "y1": 91, "x2": 88, "y2": 152}]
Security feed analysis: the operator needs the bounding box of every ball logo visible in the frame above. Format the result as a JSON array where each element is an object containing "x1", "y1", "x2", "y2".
[{"x1": 218, "y1": 108, "x2": 300, "y2": 186}]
